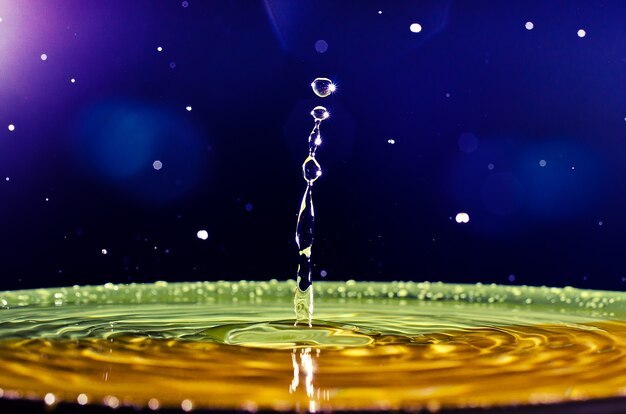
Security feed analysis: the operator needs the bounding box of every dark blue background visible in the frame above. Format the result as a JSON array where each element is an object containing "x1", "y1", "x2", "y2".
[{"x1": 0, "y1": 1, "x2": 625, "y2": 290}]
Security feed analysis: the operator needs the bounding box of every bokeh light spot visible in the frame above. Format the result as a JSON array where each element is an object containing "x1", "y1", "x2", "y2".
[
  {"x1": 7, "y1": 124, "x2": 15, "y2": 131},
  {"x1": 455, "y1": 212, "x2": 470, "y2": 223},
  {"x1": 410, "y1": 23, "x2": 422, "y2": 33},
  {"x1": 314, "y1": 39, "x2": 328, "y2": 53},
  {"x1": 197, "y1": 230, "x2": 208, "y2": 240},
  {"x1": 458, "y1": 132, "x2": 478, "y2": 153}
]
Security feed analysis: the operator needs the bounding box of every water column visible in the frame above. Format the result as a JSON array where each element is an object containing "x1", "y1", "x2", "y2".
[{"x1": 294, "y1": 78, "x2": 335, "y2": 326}]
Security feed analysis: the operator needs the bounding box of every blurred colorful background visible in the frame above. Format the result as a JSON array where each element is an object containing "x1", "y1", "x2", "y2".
[{"x1": 0, "y1": 0, "x2": 625, "y2": 290}]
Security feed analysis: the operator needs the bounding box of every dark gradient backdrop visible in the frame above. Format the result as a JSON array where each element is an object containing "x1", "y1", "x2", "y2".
[{"x1": 0, "y1": 1, "x2": 625, "y2": 291}]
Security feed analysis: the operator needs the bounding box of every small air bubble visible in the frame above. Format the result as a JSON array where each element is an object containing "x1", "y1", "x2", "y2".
[
  {"x1": 8, "y1": 124, "x2": 15, "y2": 131},
  {"x1": 525, "y1": 21, "x2": 534, "y2": 30},
  {"x1": 387, "y1": 139, "x2": 395, "y2": 145},
  {"x1": 186, "y1": 106, "x2": 192, "y2": 111},
  {"x1": 77, "y1": 394, "x2": 88, "y2": 405},
  {"x1": 153, "y1": 160, "x2": 163, "y2": 170},
  {"x1": 598, "y1": 220, "x2": 604, "y2": 226},
  {"x1": 157, "y1": 46, "x2": 163, "y2": 52},
  {"x1": 197, "y1": 230, "x2": 208, "y2": 240},
  {"x1": 508, "y1": 274, "x2": 516, "y2": 282},
  {"x1": 70, "y1": 78, "x2": 76, "y2": 83},
  {"x1": 539, "y1": 159, "x2": 547, "y2": 167},
  {"x1": 181, "y1": 1, "x2": 189, "y2": 8},
  {"x1": 577, "y1": 29, "x2": 586, "y2": 38},
  {"x1": 320, "y1": 270, "x2": 328, "y2": 277},
  {"x1": 169, "y1": 62, "x2": 176, "y2": 69},
  {"x1": 101, "y1": 249, "x2": 108, "y2": 255},
  {"x1": 40, "y1": 53, "x2": 48, "y2": 61},
  {"x1": 245, "y1": 203, "x2": 253, "y2": 212},
  {"x1": 487, "y1": 163, "x2": 495, "y2": 170}
]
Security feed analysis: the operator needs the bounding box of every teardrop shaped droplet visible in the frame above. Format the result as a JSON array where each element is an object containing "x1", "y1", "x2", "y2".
[
  {"x1": 311, "y1": 106, "x2": 329, "y2": 121},
  {"x1": 311, "y1": 78, "x2": 335, "y2": 98}
]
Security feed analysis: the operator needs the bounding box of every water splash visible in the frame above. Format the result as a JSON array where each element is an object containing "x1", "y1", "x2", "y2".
[{"x1": 294, "y1": 86, "x2": 332, "y2": 326}]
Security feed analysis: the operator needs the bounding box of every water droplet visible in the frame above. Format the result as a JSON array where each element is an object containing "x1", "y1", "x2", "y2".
[
  {"x1": 153, "y1": 160, "x2": 163, "y2": 170},
  {"x1": 40, "y1": 53, "x2": 48, "y2": 61},
  {"x1": 525, "y1": 21, "x2": 534, "y2": 30},
  {"x1": 311, "y1": 78, "x2": 335, "y2": 98},
  {"x1": 455, "y1": 212, "x2": 470, "y2": 224},
  {"x1": 314, "y1": 40, "x2": 328, "y2": 53},
  {"x1": 311, "y1": 106, "x2": 329, "y2": 121},
  {"x1": 303, "y1": 156, "x2": 322, "y2": 182},
  {"x1": 197, "y1": 230, "x2": 208, "y2": 240},
  {"x1": 7, "y1": 124, "x2": 15, "y2": 131},
  {"x1": 409, "y1": 23, "x2": 422, "y2": 33},
  {"x1": 577, "y1": 29, "x2": 586, "y2": 38}
]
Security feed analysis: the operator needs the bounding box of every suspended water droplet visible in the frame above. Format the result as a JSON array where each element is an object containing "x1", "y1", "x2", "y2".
[
  {"x1": 311, "y1": 106, "x2": 329, "y2": 121},
  {"x1": 311, "y1": 78, "x2": 335, "y2": 98},
  {"x1": 303, "y1": 156, "x2": 322, "y2": 183}
]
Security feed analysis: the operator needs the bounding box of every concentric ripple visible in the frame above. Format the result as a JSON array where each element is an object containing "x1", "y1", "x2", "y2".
[{"x1": 0, "y1": 280, "x2": 626, "y2": 411}]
